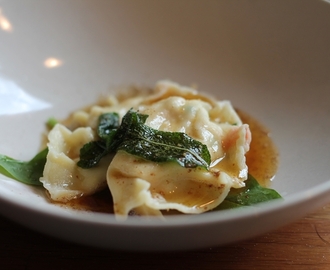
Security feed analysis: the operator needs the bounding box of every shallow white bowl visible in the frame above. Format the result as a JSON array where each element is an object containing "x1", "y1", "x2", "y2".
[{"x1": 0, "y1": 0, "x2": 330, "y2": 251}]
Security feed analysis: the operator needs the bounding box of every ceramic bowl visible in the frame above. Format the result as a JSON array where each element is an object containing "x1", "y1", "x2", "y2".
[{"x1": 0, "y1": 0, "x2": 330, "y2": 251}]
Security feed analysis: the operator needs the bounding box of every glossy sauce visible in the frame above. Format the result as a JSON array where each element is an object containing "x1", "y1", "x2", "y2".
[
  {"x1": 237, "y1": 109, "x2": 279, "y2": 187},
  {"x1": 56, "y1": 109, "x2": 278, "y2": 213}
]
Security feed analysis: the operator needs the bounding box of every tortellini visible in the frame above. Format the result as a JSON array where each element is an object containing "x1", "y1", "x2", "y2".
[
  {"x1": 107, "y1": 151, "x2": 233, "y2": 218},
  {"x1": 40, "y1": 125, "x2": 112, "y2": 201},
  {"x1": 40, "y1": 80, "x2": 251, "y2": 219}
]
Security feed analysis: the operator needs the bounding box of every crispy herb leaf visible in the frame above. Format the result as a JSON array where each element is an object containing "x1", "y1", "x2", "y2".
[
  {"x1": 0, "y1": 148, "x2": 48, "y2": 186},
  {"x1": 77, "y1": 141, "x2": 107, "y2": 168},
  {"x1": 78, "y1": 113, "x2": 120, "y2": 168},
  {"x1": 97, "y1": 113, "x2": 120, "y2": 143},
  {"x1": 215, "y1": 174, "x2": 282, "y2": 210},
  {"x1": 116, "y1": 110, "x2": 211, "y2": 169},
  {"x1": 78, "y1": 109, "x2": 211, "y2": 169}
]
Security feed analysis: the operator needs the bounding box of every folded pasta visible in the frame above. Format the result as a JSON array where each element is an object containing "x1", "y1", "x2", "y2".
[{"x1": 40, "y1": 80, "x2": 252, "y2": 219}]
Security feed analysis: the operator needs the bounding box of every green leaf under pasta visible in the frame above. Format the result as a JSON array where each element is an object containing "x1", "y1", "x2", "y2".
[{"x1": 0, "y1": 148, "x2": 48, "y2": 186}]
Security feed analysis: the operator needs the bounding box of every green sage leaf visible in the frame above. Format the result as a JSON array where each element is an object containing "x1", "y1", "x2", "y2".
[
  {"x1": 46, "y1": 117, "x2": 58, "y2": 129},
  {"x1": 77, "y1": 109, "x2": 211, "y2": 170},
  {"x1": 78, "y1": 113, "x2": 120, "y2": 168},
  {"x1": 77, "y1": 141, "x2": 107, "y2": 168},
  {"x1": 97, "y1": 112, "x2": 120, "y2": 145},
  {"x1": 0, "y1": 148, "x2": 48, "y2": 186},
  {"x1": 116, "y1": 109, "x2": 211, "y2": 169},
  {"x1": 215, "y1": 174, "x2": 282, "y2": 210}
]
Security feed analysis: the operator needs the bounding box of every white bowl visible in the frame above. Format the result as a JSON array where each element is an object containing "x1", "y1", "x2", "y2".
[{"x1": 0, "y1": 0, "x2": 330, "y2": 251}]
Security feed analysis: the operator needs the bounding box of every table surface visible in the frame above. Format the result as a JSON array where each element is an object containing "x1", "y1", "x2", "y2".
[{"x1": 2, "y1": 203, "x2": 330, "y2": 270}]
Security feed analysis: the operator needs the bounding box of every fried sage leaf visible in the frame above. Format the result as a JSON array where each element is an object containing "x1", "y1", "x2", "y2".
[
  {"x1": 116, "y1": 109, "x2": 211, "y2": 169},
  {"x1": 78, "y1": 113, "x2": 120, "y2": 168},
  {"x1": 78, "y1": 109, "x2": 211, "y2": 170}
]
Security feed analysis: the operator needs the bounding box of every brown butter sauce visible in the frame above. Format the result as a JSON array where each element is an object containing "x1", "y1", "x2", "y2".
[{"x1": 237, "y1": 109, "x2": 279, "y2": 187}]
